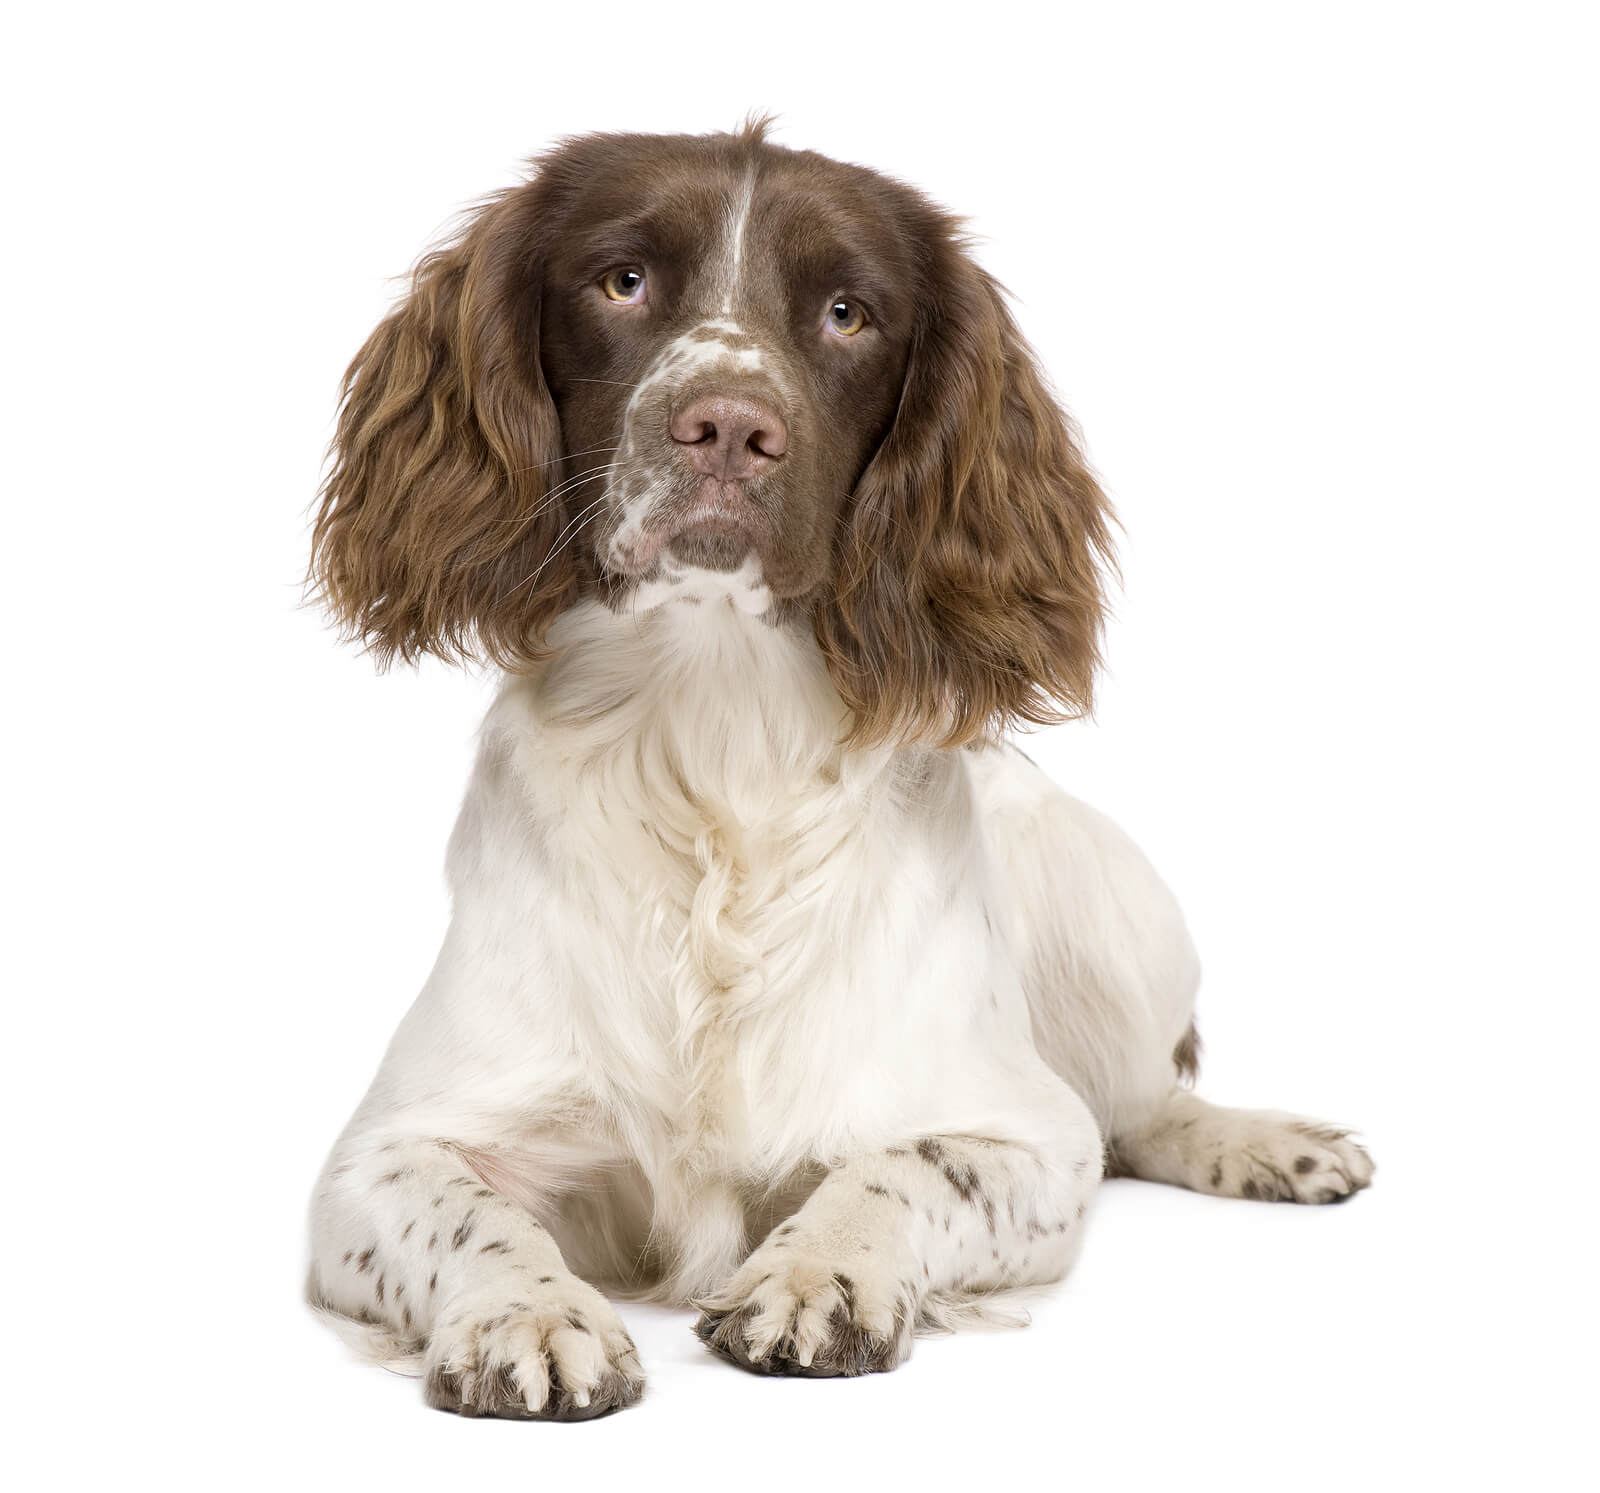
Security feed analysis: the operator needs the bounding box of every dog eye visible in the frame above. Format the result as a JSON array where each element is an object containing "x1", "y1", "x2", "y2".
[
  {"x1": 827, "y1": 299, "x2": 867, "y2": 337},
  {"x1": 601, "y1": 267, "x2": 647, "y2": 304}
]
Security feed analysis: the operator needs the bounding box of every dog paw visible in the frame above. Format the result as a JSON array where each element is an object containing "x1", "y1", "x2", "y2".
[
  {"x1": 695, "y1": 1245, "x2": 916, "y2": 1377},
  {"x1": 1229, "y1": 1116, "x2": 1375, "y2": 1204},
  {"x1": 423, "y1": 1277, "x2": 643, "y2": 1420}
]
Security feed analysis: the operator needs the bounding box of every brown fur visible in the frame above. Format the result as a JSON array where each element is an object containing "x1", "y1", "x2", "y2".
[
  {"x1": 1173, "y1": 1020, "x2": 1203, "y2": 1083},
  {"x1": 310, "y1": 122, "x2": 1114, "y2": 747},
  {"x1": 309, "y1": 181, "x2": 575, "y2": 669},
  {"x1": 815, "y1": 220, "x2": 1115, "y2": 747}
]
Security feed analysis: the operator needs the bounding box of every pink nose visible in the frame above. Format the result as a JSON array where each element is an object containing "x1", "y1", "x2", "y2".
[{"x1": 669, "y1": 394, "x2": 788, "y2": 480}]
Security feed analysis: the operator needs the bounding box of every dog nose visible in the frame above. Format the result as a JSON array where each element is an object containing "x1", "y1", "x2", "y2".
[{"x1": 669, "y1": 395, "x2": 788, "y2": 480}]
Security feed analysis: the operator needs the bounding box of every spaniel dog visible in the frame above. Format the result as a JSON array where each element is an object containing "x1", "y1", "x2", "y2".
[{"x1": 306, "y1": 120, "x2": 1373, "y2": 1421}]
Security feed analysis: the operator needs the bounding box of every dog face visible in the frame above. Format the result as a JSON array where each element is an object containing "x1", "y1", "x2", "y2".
[
  {"x1": 536, "y1": 132, "x2": 918, "y2": 602},
  {"x1": 311, "y1": 121, "x2": 1113, "y2": 745}
]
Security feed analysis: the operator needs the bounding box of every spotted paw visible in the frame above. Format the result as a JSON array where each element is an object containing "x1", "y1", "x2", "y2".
[
  {"x1": 423, "y1": 1277, "x2": 643, "y2": 1420},
  {"x1": 1229, "y1": 1116, "x2": 1375, "y2": 1204},
  {"x1": 695, "y1": 1246, "x2": 916, "y2": 1378}
]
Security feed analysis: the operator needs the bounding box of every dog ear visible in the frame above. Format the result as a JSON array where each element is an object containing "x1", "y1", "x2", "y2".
[
  {"x1": 816, "y1": 227, "x2": 1115, "y2": 747},
  {"x1": 309, "y1": 184, "x2": 576, "y2": 669}
]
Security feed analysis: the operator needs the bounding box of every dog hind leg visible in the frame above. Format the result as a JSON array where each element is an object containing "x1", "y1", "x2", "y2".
[{"x1": 1108, "y1": 1088, "x2": 1374, "y2": 1203}]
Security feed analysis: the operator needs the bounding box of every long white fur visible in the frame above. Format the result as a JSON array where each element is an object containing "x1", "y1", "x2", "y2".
[
  {"x1": 312, "y1": 593, "x2": 1109, "y2": 1335},
  {"x1": 307, "y1": 579, "x2": 1372, "y2": 1410}
]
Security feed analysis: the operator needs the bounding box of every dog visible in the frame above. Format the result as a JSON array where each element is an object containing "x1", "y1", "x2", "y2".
[{"x1": 305, "y1": 119, "x2": 1373, "y2": 1420}]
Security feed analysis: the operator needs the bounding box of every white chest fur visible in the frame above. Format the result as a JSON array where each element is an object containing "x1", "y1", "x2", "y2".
[
  {"x1": 356, "y1": 589, "x2": 1049, "y2": 1297},
  {"x1": 441, "y1": 595, "x2": 1000, "y2": 1179}
]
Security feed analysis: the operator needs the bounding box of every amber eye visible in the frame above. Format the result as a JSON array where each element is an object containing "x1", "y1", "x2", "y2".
[
  {"x1": 601, "y1": 267, "x2": 646, "y2": 303},
  {"x1": 827, "y1": 298, "x2": 867, "y2": 336}
]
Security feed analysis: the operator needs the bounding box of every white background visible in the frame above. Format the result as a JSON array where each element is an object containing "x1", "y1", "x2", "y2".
[{"x1": 6, "y1": 2, "x2": 1596, "y2": 1488}]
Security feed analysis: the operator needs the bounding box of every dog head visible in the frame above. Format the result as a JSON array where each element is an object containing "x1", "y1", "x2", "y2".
[{"x1": 311, "y1": 120, "x2": 1113, "y2": 745}]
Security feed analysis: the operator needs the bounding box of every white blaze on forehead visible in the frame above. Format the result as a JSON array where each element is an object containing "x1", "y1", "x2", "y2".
[{"x1": 720, "y1": 169, "x2": 757, "y2": 317}]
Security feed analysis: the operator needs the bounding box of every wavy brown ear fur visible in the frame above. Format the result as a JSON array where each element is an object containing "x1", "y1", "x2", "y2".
[
  {"x1": 816, "y1": 223, "x2": 1115, "y2": 748},
  {"x1": 309, "y1": 182, "x2": 574, "y2": 668}
]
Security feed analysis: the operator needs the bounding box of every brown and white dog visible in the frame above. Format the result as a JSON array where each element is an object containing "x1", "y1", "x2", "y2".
[{"x1": 306, "y1": 120, "x2": 1372, "y2": 1420}]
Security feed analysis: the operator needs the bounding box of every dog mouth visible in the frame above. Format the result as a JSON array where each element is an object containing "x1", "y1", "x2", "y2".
[
  {"x1": 666, "y1": 482, "x2": 760, "y2": 567},
  {"x1": 607, "y1": 477, "x2": 764, "y2": 576}
]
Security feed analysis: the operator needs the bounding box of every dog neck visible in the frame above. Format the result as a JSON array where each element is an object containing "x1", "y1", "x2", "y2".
[{"x1": 529, "y1": 577, "x2": 889, "y2": 825}]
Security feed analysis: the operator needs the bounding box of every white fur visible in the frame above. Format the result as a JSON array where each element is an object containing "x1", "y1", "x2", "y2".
[
  {"x1": 720, "y1": 171, "x2": 755, "y2": 315},
  {"x1": 629, "y1": 555, "x2": 772, "y2": 617},
  {"x1": 308, "y1": 587, "x2": 1370, "y2": 1408}
]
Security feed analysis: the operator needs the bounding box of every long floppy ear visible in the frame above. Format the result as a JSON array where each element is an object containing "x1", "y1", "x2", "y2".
[
  {"x1": 816, "y1": 230, "x2": 1115, "y2": 748},
  {"x1": 309, "y1": 184, "x2": 575, "y2": 668}
]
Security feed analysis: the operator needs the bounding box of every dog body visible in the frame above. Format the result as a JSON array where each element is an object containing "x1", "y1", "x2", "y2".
[{"x1": 307, "y1": 124, "x2": 1371, "y2": 1418}]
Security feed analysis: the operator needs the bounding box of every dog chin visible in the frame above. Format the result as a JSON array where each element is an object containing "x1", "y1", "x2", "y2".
[
  {"x1": 666, "y1": 523, "x2": 756, "y2": 572},
  {"x1": 625, "y1": 544, "x2": 775, "y2": 619}
]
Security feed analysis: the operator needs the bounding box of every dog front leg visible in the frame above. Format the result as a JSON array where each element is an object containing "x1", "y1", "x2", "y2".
[
  {"x1": 308, "y1": 1133, "x2": 643, "y2": 1419},
  {"x1": 695, "y1": 1090, "x2": 1100, "y2": 1376}
]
